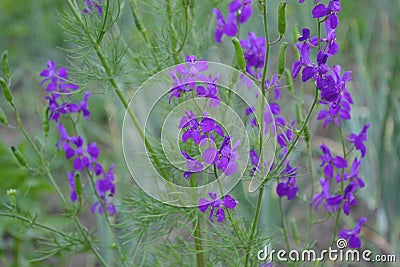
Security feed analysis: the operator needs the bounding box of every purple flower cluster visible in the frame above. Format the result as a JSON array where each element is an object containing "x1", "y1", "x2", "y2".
[
  {"x1": 168, "y1": 55, "x2": 220, "y2": 108},
  {"x1": 179, "y1": 110, "x2": 224, "y2": 144},
  {"x1": 339, "y1": 217, "x2": 367, "y2": 249},
  {"x1": 40, "y1": 60, "x2": 116, "y2": 216},
  {"x1": 294, "y1": 1, "x2": 353, "y2": 128},
  {"x1": 198, "y1": 192, "x2": 238, "y2": 222},
  {"x1": 240, "y1": 32, "x2": 266, "y2": 79},
  {"x1": 83, "y1": 0, "x2": 103, "y2": 15},
  {"x1": 203, "y1": 136, "x2": 240, "y2": 176},
  {"x1": 311, "y1": 124, "x2": 370, "y2": 247},
  {"x1": 40, "y1": 61, "x2": 89, "y2": 122},
  {"x1": 213, "y1": 0, "x2": 253, "y2": 43},
  {"x1": 177, "y1": 109, "x2": 240, "y2": 178},
  {"x1": 295, "y1": 0, "x2": 369, "y2": 248}
]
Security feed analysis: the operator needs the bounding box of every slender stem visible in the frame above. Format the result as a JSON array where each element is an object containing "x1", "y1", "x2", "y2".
[
  {"x1": 245, "y1": 2, "x2": 270, "y2": 265},
  {"x1": 0, "y1": 212, "x2": 67, "y2": 237},
  {"x1": 65, "y1": 0, "x2": 170, "y2": 181},
  {"x1": 166, "y1": 0, "x2": 179, "y2": 64},
  {"x1": 175, "y1": 0, "x2": 190, "y2": 54},
  {"x1": 193, "y1": 217, "x2": 204, "y2": 267},
  {"x1": 129, "y1": 0, "x2": 162, "y2": 70},
  {"x1": 245, "y1": 185, "x2": 264, "y2": 266},
  {"x1": 305, "y1": 139, "x2": 315, "y2": 245},
  {"x1": 279, "y1": 197, "x2": 291, "y2": 251},
  {"x1": 190, "y1": 177, "x2": 204, "y2": 267},
  {"x1": 97, "y1": 0, "x2": 110, "y2": 43},
  {"x1": 73, "y1": 217, "x2": 111, "y2": 267}
]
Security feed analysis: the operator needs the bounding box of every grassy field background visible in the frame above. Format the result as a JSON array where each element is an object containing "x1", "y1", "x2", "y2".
[{"x1": 0, "y1": 0, "x2": 399, "y2": 266}]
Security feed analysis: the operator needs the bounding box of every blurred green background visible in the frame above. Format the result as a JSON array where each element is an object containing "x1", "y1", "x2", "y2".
[{"x1": 0, "y1": 0, "x2": 399, "y2": 266}]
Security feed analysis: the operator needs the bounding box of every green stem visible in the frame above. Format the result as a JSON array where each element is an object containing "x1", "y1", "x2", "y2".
[
  {"x1": 129, "y1": 0, "x2": 162, "y2": 71},
  {"x1": 0, "y1": 212, "x2": 67, "y2": 237},
  {"x1": 166, "y1": 0, "x2": 179, "y2": 64},
  {"x1": 279, "y1": 197, "x2": 291, "y2": 251},
  {"x1": 175, "y1": 0, "x2": 190, "y2": 54},
  {"x1": 190, "y1": 177, "x2": 204, "y2": 267},
  {"x1": 245, "y1": 1, "x2": 270, "y2": 265},
  {"x1": 305, "y1": 139, "x2": 315, "y2": 245},
  {"x1": 73, "y1": 217, "x2": 111, "y2": 267}
]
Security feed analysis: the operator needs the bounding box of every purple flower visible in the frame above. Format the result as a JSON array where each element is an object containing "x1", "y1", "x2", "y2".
[
  {"x1": 40, "y1": 60, "x2": 79, "y2": 94},
  {"x1": 230, "y1": 0, "x2": 253, "y2": 23},
  {"x1": 276, "y1": 163, "x2": 298, "y2": 200},
  {"x1": 179, "y1": 110, "x2": 224, "y2": 144},
  {"x1": 320, "y1": 143, "x2": 347, "y2": 178},
  {"x1": 339, "y1": 217, "x2": 367, "y2": 248},
  {"x1": 342, "y1": 182, "x2": 358, "y2": 215},
  {"x1": 240, "y1": 32, "x2": 266, "y2": 78},
  {"x1": 91, "y1": 197, "x2": 116, "y2": 216},
  {"x1": 202, "y1": 136, "x2": 240, "y2": 176},
  {"x1": 95, "y1": 164, "x2": 115, "y2": 197},
  {"x1": 66, "y1": 171, "x2": 78, "y2": 202},
  {"x1": 291, "y1": 40, "x2": 317, "y2": 81},
  {"x1": 198, "y1": 192, "x2": 238, "y2": 222},
  {"x1": 277, "y1": 122, "x2": 295, "y2": 149},
  {"x1": 55, "y1": 123, "x2": 71, "y2": 148},
  {"x1": 180, "y1": 150, "x2": 204, "y2": 179},
  {"x1": 62, "y1": 136, "x2": 99, "y2": 171},
  {"x1": 83, "y1": 0, "x2": 103, "y2": 15},
  {"x1": 196, "y1": 73, "x2": 221, "y2": 108},
  {"x1": 213, "y1": 9, "x2": 238, "y2": 43},
  {"x1": 264, "y1": 73, "x2": 281, "y2": 100},
  {"x1": 168, "y1": 55, "x2": 211, "y2": 102},
  {"x1": 249, "y1": 149, "x2": 260, "y2": 176},
  {"x1": 175, "y1": 55, "x2": 209, "y2": 83},
  {"x1": 298, "y1": 28, "x2": 310, "y2": 41},
  {"x1": 66, "y1": 92, "x2": 91, "y2": 120},
  {"x1": 343, "y1": 158, "x2": 365, "y2": 189},
  {"x1": 348, "y1": 123, "x2": 370, "y2": 157},
  {"x1": 312, "y1": 1, "x2": 341, "y2": 29},
  {"x1": 317, "y1": 92, "x2": 352, "y2": 127},
  {"x1": 311, "y1": 178, "x2": 342, "y2": 212}
]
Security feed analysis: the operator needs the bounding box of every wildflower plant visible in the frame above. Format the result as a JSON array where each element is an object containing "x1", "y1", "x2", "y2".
[{"x1": 0, "y1": 0, "x2": 375, "y2": 266}]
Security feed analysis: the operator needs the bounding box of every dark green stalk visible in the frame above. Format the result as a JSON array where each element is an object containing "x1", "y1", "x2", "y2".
[{"x1": 245, "y1": 1, "x2": 270, "y2": 265}]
